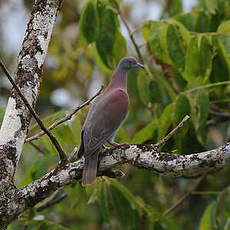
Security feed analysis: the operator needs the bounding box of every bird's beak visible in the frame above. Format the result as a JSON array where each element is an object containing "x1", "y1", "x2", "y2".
[{"x1": 137, "y1": 63, "x2": 145, "y2": 69}]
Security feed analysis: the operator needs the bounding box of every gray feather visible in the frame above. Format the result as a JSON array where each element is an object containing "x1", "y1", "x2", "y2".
[{"x1": 82, "y1": 151, "x2": 99, "y2": 186}]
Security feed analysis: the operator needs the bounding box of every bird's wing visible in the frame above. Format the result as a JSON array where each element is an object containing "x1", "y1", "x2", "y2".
[{"x1": 82, "y1": 89, "x2": 129, "y2": 157}]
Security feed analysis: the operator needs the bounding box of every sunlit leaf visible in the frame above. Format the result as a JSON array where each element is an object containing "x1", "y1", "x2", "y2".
[
  {"x1": 131, "y1": 120, "x2": 157, "y2": 144},
  {"x1": 0, "y1": 107, "x2": 5, "y2": 124},
  {"x1": 216, "y1": 186, "x2": 230, "y2": 229},
  {"x1": 217, "y1": 20, "x2": 230, "y2": 33},
  {"x1": 144, "y1": 21, "x2": 171, "y2": 64},
  {"x1": 137, "y1": 71, "x2": 151, "y2": 104},
  {"x1": 184, "y1": 35, "x2": 213, "y2": 83},
  {"x1": 157, "y1": 103, "x2": 174, "y2": 141},
  {"x1": 167, "y1": 24, "x2": 186, "y2": 72},
  {"x1": 174, "y1": 94, "x2": 190, "y2": 126},
  {"x1": 200, "y1": 0, "x2": 218, "y2": 14},
  {"x1": 199, "y1": 202, "x2": 217, "y2": 230}
]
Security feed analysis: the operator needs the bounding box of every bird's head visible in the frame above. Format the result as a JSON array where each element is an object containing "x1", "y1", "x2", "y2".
[{"x1": 118, "y1": 57, "x2": 145, "y2": 71}]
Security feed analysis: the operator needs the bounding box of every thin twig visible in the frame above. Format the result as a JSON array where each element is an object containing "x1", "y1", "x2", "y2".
[
  {"x1": 26, "y1": 86, "x2": 103, "y2": 143},
  {"x1": 36, "y1": 189, "x2": 68, "y2": 212},
  {"x1": 29, "y1": 142, "x2": 46, "y2": 155},
  {"x1": 163, "y1": 173, "x2": 207, "y2": 216},
  {"x1": 154, "y1": 115, "x2": 190, "y2": 148},
  {"x1": 183, "y1": 80, "x2": 230, "y2": 94},
  {"x1": 191, "y1": 191, "x2": 220, "y2": 195},
  {"x1": 210, "y1": 110, "x2": 230, "y2": 119},
  {"x1": 113, "y1": 1, "x2": 144, "y2": 63},
  {"x1": 0, "y1": 59, "x2": 67, "y2": 163}
]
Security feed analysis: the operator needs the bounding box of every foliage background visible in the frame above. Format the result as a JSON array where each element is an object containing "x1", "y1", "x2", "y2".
[{"x1": 0, "y1": 0, "x2": 229, "y2": 229}]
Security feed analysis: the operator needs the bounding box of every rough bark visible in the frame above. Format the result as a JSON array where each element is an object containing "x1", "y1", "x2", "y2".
[
  {"x1": 0, "y1": 0, "x2": 62, "y2": 182},
  {"x1": 0, "y1": 0, "x2": 62, "y2": 228},
  {"x1": 1, "y1": 142, "x2": 230, "y2": 226}
]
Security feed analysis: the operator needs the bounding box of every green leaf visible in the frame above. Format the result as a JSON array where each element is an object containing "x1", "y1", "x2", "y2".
[
  {"x1": 98, "y1": 181, "x2": 110, "y2": 222},
  {"x1": 189, "y1": 90, "x2": 209, "y2": 145},
  {"x1": 157, "y1": 104, "x2": 174, "y2": 141},
  {"x1": 217, "y1": 20, "x2": 230, "y2": 33},
  {"x1": 173, "y1": 94, "x2": 190, "y2": 152},
  {"x1": 199, "y1": 202, "x2": 217, "y2": 230},
  {"x1": 29, "y1": 111, "x2": 77, "y2": 155},
  {"x1": 195, "y1": 11, "x2": 211, "y2": 32},
  {"x1": 173, "y1": 13, "x2": 195, "y2": 31},
  {"x1": 0, "y1": 107, "x2": 5, "y2": 124},
  {"x1": 167, "y1": 24, "x2": 186, "y2": 72},
  {"x1": 156, "y1": 76, "x2": 177, "y2": 101},
  {"x1": 174, "y1": 94, "x2": 190, "y2": 126},
  {"x1": 199, "y1": 36, "x2": 213, "y2": 81},
  {"x1": 166, "y1": 0, "x2": 183, "y2": 16},
  {"x1": 109, "y1": 184, "x2": 138, "y2": 226},
  {"x1": 185, "y1": 36, "x2": 200, "y2": 82},
  {"x1": 193, "y1": 90, "x2": 210, "y2": 131},
  {"x1": 149, "y1": 80, "x2": 162, "y2": 103},
  {"x1": 213, "y1": 35, "x2": 230, "y2": 76},
  {"x1": 137, "y1": 71, "x2": 151, "y2": 104},
  {"x1": 111, "y1": 30, "x2": 127, "y2": 67},
  {"x1": 23, "y1": 220, "x2": 69, "y2": 230},
  {"x1": 216, "y1": 186, "x2": 230, "y2": 229},
  {"x1": 144, "y1": 21, "x2": 171, "y2": 64},
  {"x1": 131, "y1": 120, "x2": 157, "y2": 144},
  {"x1": 80, "y1": 0, "x2": 99, "y2": 43},
  {"x1": 109, "y1": 179, "x2": 156, "y2": 220},
  {"x1": 185, "y1": 35, "x2": 213, "y2": 83},
  {"x1": 200, "y1": 0, "x2": 218, "y2": 14},
  {"x1": 95, "y1": 0, "x2": 126, "y2": 69}
]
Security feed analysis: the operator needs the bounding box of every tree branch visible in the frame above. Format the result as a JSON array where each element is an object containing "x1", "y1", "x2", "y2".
[
  {"x1": 162, "y1": 172, "x2": 207, "y2": 216},
  {"x1": 113, "y1": 0, "x2": 144, "y2": 63},
  {"x1": 2, "y1": 142, "x2": 229, "y2": 224},
  {"x1": 0, "y1": 59, "x2": 67, "y2": 163},
  {"x1": 154, "y1": 115, "x2": 190, "y2": 148},
  {"x1": 36, "y1": 189, "x2": 67, "y2": 212},
  {"x1": 25, "y1": 86, "x2": 104, "y2": 143},
  {"x1": 0, "y1": 0, "x2": 63, "y2": 185}
]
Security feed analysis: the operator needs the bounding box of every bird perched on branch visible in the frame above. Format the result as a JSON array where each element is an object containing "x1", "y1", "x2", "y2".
[{"x1": 78, "y1": 57, "x2": 145, "y2": 185}]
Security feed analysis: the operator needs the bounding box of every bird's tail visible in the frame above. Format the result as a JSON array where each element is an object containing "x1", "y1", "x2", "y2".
[{"x1": 82, "y1": 151, "x2": 99, "y2": 186}]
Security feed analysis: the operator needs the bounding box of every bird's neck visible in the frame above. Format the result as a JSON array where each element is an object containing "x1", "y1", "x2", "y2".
[{"x1": 107, "y1": 68, "x2": 127, "y2": 91}]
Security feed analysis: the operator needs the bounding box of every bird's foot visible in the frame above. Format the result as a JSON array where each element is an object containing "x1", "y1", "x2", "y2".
[
  {"x1": 107, "y1": 141, "x2": 129, "y2": 150},
  {"x1": 102, "y1": 144, "x2": 110, "y2": 151}
]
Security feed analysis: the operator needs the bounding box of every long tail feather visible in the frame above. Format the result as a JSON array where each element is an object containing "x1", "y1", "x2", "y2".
[{"x1": 82, "y1": 151, "x2": 99, "y2": 186}]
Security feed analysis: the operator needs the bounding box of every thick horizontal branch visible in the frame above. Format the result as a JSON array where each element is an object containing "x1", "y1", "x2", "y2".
[{"x1": 4, "y1": 142, "x2": 229, "y2": 223}]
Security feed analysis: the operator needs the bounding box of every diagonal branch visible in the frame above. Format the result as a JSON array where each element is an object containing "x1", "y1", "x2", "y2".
[
  {"x1": 0, "y1": 0, "x2": 63, "y2": 184},
  {"x1": 113, "y1": 0, "x2": 144, "y2": 63},
  {"x1": 25, "y1": 86, "x2": 104, "y2": 143},
  {"x1": 162, "y1": 172, "x2": 207, "y2": 216},
  {"x1": 154, "y1": 115, "x2": 190, "y2": 148},
  {"x1": 0, "y1": 59, "x2": 67, "y2": 163}
]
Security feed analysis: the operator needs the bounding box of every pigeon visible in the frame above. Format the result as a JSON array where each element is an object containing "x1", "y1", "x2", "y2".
[{"x1": 78, "y1": 57, "x2": 144, "y2": 185}]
